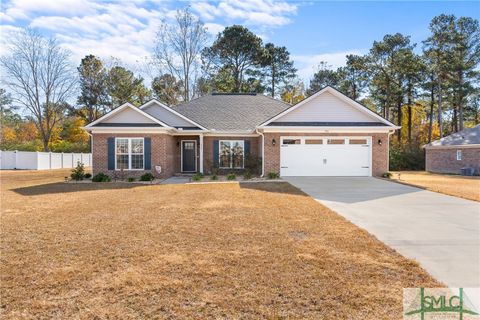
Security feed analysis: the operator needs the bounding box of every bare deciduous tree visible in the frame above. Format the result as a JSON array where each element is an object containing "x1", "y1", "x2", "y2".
[
  {"x1": 1, "y1": 29, "x2": 76, "y2": 151},
  {"x1": 154, "y1": 6, "x2": 207, "y2": 101}
]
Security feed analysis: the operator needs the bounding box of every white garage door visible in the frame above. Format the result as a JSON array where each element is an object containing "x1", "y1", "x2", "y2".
[{"x1": 280, "y1": 136, "x2": 372, "y2": 177}]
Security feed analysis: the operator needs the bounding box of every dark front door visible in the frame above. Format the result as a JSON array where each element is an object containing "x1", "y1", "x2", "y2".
[{"x1": 182, "y1": 140, "x2": 196, "y2": 172}]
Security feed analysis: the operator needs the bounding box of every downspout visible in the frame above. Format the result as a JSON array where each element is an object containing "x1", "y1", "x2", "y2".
[
  {"x1": 255, "y1": 128, "x2": 265, "y2": 177},
  {"x1": 387, "y1": 129, "x2": 395, "y2": 172}
]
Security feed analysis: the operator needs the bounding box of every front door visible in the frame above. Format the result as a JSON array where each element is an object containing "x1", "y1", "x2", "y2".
[{"x1": 182, "y1": 140, "x2": 197, "y2": 172}]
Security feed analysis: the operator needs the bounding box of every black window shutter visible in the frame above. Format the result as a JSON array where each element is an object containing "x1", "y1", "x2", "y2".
[
  {"x1": 213, "y1": 140, "x2": 219, "y2": 167},
  {"x1": 144, "y1": 137, "x2": 151, "y2": 170},
  {"x1": 107, "y1": 137, "x2": 115, "y2": 170},
  {"x1": 244, "y1": 140, "x2": 251, "y2": 157}
]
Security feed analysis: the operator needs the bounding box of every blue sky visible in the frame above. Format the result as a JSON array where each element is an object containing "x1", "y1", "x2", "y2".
[{"x1": 1, "y1": 0, "x2": 479, "y2": 83}]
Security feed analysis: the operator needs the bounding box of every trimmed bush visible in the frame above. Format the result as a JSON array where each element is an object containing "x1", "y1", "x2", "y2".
[
  {"x1": 210, "y1": 174, "x2": 218, "y2": 181},
  {"x1": 192, "y1": 173, "x2": 203, "y2": 181},
  {"x1": 267, "y1": 172, "x2": 280, "y2": 179},
  {"x1": 382, "y1": 172, "x2": 392, "y2": 179},
  {"x1": 127, "y1": 177, "x2": 136, "y2": 182},
  {"x1": 140, "y1": 172, "x2": 155, "y2": 181},
  {"x1": 227, "y1": 173, "x2": 236, "y2": 180},
  {"x1": 243, "y1": 170, "x2": 252, "y2": 180},
  {"x1": 92, "y1": 173, "x2": 110, "y2": 182},
  {"x1": 84, "y1": 173, "x2": 92, "y2": 179},
  {"x1": 70, "y1": 162, "x2": 85, "y2": 181}
]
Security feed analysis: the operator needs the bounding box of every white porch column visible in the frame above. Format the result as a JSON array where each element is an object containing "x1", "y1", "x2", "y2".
[{"x1": 199, "y1": 133, "x2": 204, "y2": 173}]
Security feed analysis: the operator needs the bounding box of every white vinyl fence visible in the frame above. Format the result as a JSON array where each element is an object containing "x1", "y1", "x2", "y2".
[{"x1": 0, "y1": 150, "x2": 92, "y2": 170}]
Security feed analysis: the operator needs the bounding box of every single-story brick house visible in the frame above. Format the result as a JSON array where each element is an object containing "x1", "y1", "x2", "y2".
[
  {"x1": 83, "y1": 86, "x2": 399, "y2": 179},
  {"x1": 424, "y1": 125, "x2": 480, "y2": 175}
]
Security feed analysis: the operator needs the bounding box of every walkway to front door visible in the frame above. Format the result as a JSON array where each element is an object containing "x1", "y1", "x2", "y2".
[{"x1": 181, "y1": 140, "x2": 197, "y2": 172}]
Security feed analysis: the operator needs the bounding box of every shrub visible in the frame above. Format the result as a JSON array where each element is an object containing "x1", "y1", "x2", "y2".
[
  {"x1": 243, "y1": 170, "x2": 252, "y2": 180},
  {"x1": 210, "y1": 174, "x2": 218, "y2": 181},
  {"x1": 92, "y1": 172, "x2": 110, "y2": 182},
  {"x1": 140, "y1": 172, "x2": 155, "y2": 181},
  {"x1": 70, "y1": 161, "x2": 85, "y2": 181},
  {"x1": 245, "y1": 155, "x2": 261, "y2": 174},
  {"x1": 382, "y1": 172, "x2": 392, "y2": 179},
  {"x1": 192, "y1": 173, "x2": 203, "y2": 181},
  {"x1": 84, "y1": 173, "x2": 92, "y2": 179},
  {"x1": 267, "y1": 172, "x2": 280, "y2": 179},
  {"x1": 227, "y1": 173, "x2": 236, "y2": 180},
  {"x1": 127, "y1": 177, "x2": 136, "y2": 182},
  {"x1": 211, "y1": 166, "x2": 219, "y2": 175},
  {"x1": 389, "y1": 143, "x2": 425, "y2": 171}
]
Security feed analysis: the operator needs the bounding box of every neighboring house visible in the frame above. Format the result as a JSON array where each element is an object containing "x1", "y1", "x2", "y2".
[
  {"x1": 83, "y1": 86, "x2": 399, "y2": 179},
  {"x1": 424, "y1": 125, "x2": 480, "y2": 175}
]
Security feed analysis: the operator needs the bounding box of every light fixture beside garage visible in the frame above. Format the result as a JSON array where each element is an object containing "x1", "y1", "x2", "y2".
[
  {"x1": 378, "y1": 139, "x2": 382, "y2": 146},
  {"x1": 272, "y1": 138, "x2": 276, "y2": 146}
]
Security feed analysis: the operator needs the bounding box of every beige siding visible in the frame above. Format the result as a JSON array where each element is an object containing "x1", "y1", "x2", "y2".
[
  {"x1": 103, "y1": 107, "x2": 156, "y2": 124},
  {"x1": 275, "y1": 92, "x2": 376, "y2": 123},
  {"x1": 143, "y1": 105, "x2": 195, "y2": 127}
]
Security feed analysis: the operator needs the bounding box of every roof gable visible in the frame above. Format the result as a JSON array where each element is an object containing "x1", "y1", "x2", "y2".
[
  {"x1": 426, "y1": 124, "x2": 480, "y2": 147},
  {"x1": 140, "y1": 100, "x2": 207, "y2": 130},
  {"x1": 260, "y1": 86, "x2": 398, "y2": 128},
  {"x1": 85, "y1": 103, "x2": 170, "y2": 128}
]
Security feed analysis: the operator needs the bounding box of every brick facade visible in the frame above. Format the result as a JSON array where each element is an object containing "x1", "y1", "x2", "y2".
[
  {"x1": 203, "y1": 136, "x2": 261, "y2": 174},
  {"x1": 263, "y1": 132, "x2": 390, "y2": 177},
  {"x1": 92, "y1": 132, "x2": 391, "y2": 179},
  {"x1": 92, "y1": 133, "x2": 261, "y2": 178},
  {"x1": 92, "y1": 133, "x2": 175, "y2": 179},
  {"x1": 426, "y1": 147, "x2": 480, "y2": 174}
]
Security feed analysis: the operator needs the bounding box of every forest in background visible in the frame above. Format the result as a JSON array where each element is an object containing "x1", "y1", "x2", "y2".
[{"x1": 1, "y1": 8, "x2": 478, "y2": 170}]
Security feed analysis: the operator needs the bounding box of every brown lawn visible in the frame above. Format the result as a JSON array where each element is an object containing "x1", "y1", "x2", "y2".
[
  {"x1": 391, "y1": 171, "x2": 480, "y2": 202},
  {"x1": 0, "y1": 169, "x2": 441, "y2": 319}
]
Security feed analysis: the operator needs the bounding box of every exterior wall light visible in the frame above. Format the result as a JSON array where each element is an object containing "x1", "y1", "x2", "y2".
[
  {"x1": 378, "y1": 139, "x2": 382, "y2": 146},
  {"x1": 272, "y1": 138, "x2": 276, "y2": 146}
]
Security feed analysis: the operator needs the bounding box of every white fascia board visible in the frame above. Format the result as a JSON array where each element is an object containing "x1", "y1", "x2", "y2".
[
  {"x1": 84, "y1": 103, "x2": 131, "y2": 128},
  {"x1": 139, "y1": 99, "x2": 208, "y2": 131},
  {"x1": 84, "y1": 102, "x2": 173, "y2": 129},
  {"x1": 174, "y1": 131, "x2": 210, "y2": 136},
  {"x1": 88, "y1": 127, "x2": 173, "y2": 134},
  {"x1": 258, "y1": 126, "x2": 395, "y2": 133},
  {"x1": 139, "y1": 99, "x2": 169, "y2": 109},
  {"x1": 258, "y1": 86, "x2": 398, "y2": 128},
  {"x1": 423, "y1": 144, "x2": 480, "y2": 149},
  {"x1": 205, "y1": 132, "x2": 259, "y2": 137}
]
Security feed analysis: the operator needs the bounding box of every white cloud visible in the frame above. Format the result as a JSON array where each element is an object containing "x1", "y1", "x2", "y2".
[
  {"x1": 14, "y1": 1, "x2": 168, "y2": 73},
  {"x1": 0, "y1": 0, "x2": 301, "y2": 85},
  {"x1": 0, "y1": 24, "x2": 23, "y2": 56},
  {"x1": 3, "y1": 0, "x2": 98, "y2": 21},
  {"x1": 204, "y1": 22, "x2": 224, "y2": 36},
  {"x1": 192, "y1": 0, "x2": 297, "y2": 27},
  {"x1": 293, "y1": 50, "x2": 366, "y2": 82}
]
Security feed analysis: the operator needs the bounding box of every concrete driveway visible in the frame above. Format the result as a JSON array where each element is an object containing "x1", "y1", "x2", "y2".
[{"x1": 284, "y1": 177, "x2": 480, "y2": 287}]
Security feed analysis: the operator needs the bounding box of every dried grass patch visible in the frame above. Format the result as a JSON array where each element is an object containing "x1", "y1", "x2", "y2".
[
  {"x1": 391, "y1": 171, "x2": 480, "y2": 201},
  {"x1": 1, "y1": 169, "x2": 441, "y2": 319}
]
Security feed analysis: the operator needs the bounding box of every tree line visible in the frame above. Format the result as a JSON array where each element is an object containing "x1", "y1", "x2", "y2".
[{"x1": 1, "y1": 8, "x2": 479, "y2": 171}]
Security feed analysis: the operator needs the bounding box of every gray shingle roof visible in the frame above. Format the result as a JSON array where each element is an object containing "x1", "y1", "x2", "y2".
[
  {"x1": 427, "y1": 125, "x2": 480, "y2": 147},
  {"x1": 172, "y1": 93, "x2": 291, "y2": 131}
]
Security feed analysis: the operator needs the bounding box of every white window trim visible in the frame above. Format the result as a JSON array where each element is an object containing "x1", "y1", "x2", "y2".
[
  {"x1": 219, "y1": 140, "x2": 245, "y2": 169},
  {"x1": 456, "y1": 149, "x2": 462, "y2": 161},
  {"x1": 280, "y1": 136, "x2": 371, "y2": 146},
  {"x1": 115, "y1": 137, "x2": 145, "y2": 171}
]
